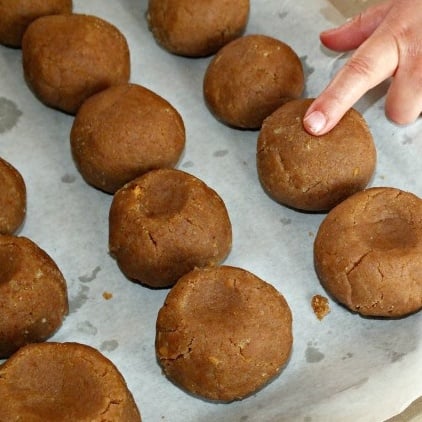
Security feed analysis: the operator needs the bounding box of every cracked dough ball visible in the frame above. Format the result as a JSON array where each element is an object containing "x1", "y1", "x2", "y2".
[
  {"x1": 156, "y1": 265, "x2": 293, "y2": 401},
  {"x1": 0, "y1": 0, "x2": 72, "y2": 47},
  {"x1": 147, "y1": 0, "x2": 249, "y2": 57},
  {"x1": 22, "y1": 13, "x2": 130, "y2": 114},
  {"x1": 109, "y1": 169, "x2": 232, "y2": 288},
  {"x1": 0, "y1": 235, "x2": 68, "y2": 358},
  {"x1": 0, "y1": 342, "x2": 142, "y2": 421},
  {"x1": 203, "y1": 34, "x2": 304, "y2": 129},
  {"x1": 314, "y1": 187, "x2": 422, "y2": 317},
  {"x1": 71, "y1": 83, "x2": 185, "y2": 193},
  {"x1": 257, "y1": 98, "x2": 376, "y2": 211},
  {"x1": 0, "y1": 157, "x2": 26, "y2": 234}
]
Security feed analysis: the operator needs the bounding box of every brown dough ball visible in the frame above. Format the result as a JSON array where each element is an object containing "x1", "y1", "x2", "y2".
[
  {"x1": 0, "y1": 0, "x2": 72, "y2": 48},
  {"x1": 0, "y1": 157, "x2": 26, "y2": 234},
  {"x1": 0, "y1": 235, "x2": 68, "y2": 358},
  {"x1": 314, "y1": 187, "x2": 422, "y2": 317},
  {"x1": 22, "y1": 13, "x2": 130, "y2": 114},
  {"x1": 70, "y1": 83, "x2": 186, "y2": 193},
  {"x1": 147, "y1": 0, "x2": 250, "y2": 57},
  {"x1": 257, "y1": 98, "x2": 376, "y2": 211},
  {"x1": 156, "y1": 265, "x2": 293, "y2": 401},
  {"x1": 203, "y1": 34, "x2": 304, "y2": 129},
  {"x1": 109, "y1": 169, "x2": 232, "y2": 288},
  {"x1": 0, "y1": 342, "x2": 142, "y2": 421}
]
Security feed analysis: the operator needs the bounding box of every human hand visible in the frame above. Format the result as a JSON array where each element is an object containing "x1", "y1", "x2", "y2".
[{"x1": 303, "y1": 0, "x2": 422, "y2": 135}]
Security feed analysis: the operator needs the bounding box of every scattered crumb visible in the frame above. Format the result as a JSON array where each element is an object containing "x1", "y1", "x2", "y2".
[
  {"x1": 308, "y1": 231, "x2": 314, "y2": 237},
  {"x1": 311, "y1": 294, "x2": 330, "y2": 320},
  {"x1": 102, "y1": 291, "x2": 113, "y2": 300}
]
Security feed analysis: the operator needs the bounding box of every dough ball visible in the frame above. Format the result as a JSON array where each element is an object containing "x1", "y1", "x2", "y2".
[
  {"x1": 109, "y1": 169, "x2": 232, "y2": 288},
  {"x1": 314, "y1": 187, "x2": 422, "y2": 317},
  {"x1": 70, "y1": 83, "x2": 186, "y2": 193},
  {"x1": 156, "y1": 265, "x2": 293, "y2": 401},
  {"x1": 147, "y1": 0, "x2": 249, "y2": 57},
  {"x1": 0, "y1": 0, "x2": 72, "y2": 48},
  {"x1": 22, "y1": 13, "x2": 130, "y2": 114},
  {"x1": 0, "y1": 157, "x2": 26, "y2": 234},
  {"x1": 0, "y1": 235, "x2": 68, "y2": 358},
  {"x1": 257, "y1": 98, "x2": 376, "y2": 211},
  {"x1": 203, "y1": 34, "x2": 304, "y2": 129},
  {"x1": 0, "y1": 342, "x2": 142, "y2": 421}
]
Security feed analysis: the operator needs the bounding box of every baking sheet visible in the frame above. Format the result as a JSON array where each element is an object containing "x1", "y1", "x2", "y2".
[{"x1": 1, "y1": 0, "x2": 421, "y2": 421}]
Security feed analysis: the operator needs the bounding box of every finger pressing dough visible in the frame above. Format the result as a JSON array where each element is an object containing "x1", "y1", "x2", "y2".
[
  {"x1": 257, "y1": 98, "x2": 376, "y2": 211},
  {"x1": 22, "y1": 13, "x2": 130, "y2": 114},
  {"x1": 109, "y1": 168, "x2": 232, "y2": 288},
  {"x1": 156, "y1": 265, "x2": 293, "y2": 401},
  {"x1": 314, "y1": 187, "x2": 422, "y2": 317},
  {"x1": 0, "y1": 342, "x2": 142, "y2": 421}
]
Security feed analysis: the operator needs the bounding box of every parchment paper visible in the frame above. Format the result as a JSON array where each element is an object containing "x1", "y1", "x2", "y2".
[{"x1": 1, "y1": 1, "x2": 421, "y2": 421}]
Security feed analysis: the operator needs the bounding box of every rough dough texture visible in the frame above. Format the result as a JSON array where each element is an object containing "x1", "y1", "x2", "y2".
[
  {"x1": 0, "y1": 342, "x2": 142, "y2": 421},
  {"x1": 314, "y1": 187, "x2": 422, "y2": 317},
  {"x1": 0, "y1": 0, "x2": 72, "y2": 47},
  {"x1": 109, "y1": 168, "x2": 232, "y2": 288},
  {"x1": 203, "y1": 34, "x2": 304, "y2": 129},
  {"x1": 156, "y1": 265, "x2": 293, "y2": 401},
  {"x1": 0, "y1": 235, "x2": 68, "y2": 358},
  {"x1": 71, "y1": 83, "x2": 185, "y2": 193},
  {"x1": 22, "y1": 13, "x2": 130, "y2": 114},
  {"x1": 0, "y1": 157, "x2": 26, "y2": 234},
  {"x1": 257, "y1": 98, "x2": 376, "y2": 211},
  {"x1": 147, "y1": 0, "x2": 249, "y2": 57}
]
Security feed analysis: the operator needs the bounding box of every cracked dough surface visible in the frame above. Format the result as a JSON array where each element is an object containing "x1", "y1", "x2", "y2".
[
  {"x1": 156, "y1": 265, "x2": 293, "y2": 402},
  {"x1": 0, "y1": 235, "x2": 68, "y2": 358},
  {"x1": 314, "y1": 187, "x2": 422, "y2": 317},
  {"x1": 257, "y1": 98, "x2": 376, "y2": 211},
  {"x1": 22, "y1": 13, "x2": 130, "y2": 114},
  {"x1": 0, "y1": 342, "x2": 141, "y2": 421},
  {"x1": 109, "y1": 168, "x2": 232, "y2": 288}
]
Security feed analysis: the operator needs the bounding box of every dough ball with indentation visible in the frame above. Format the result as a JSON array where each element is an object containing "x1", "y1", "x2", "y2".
[
  {"x1": 203, "y1": 34, "x2": 304, "y2": 129},
  {"x1": 156, "y1": 265, "x2": 293, "y2": 401},
  {"x1": 109, "y1": 169, "x2": 232, "y2": 288},
  {"x1": 0, "y1": 342, "x2": 142, "y2": 421},
  {"x1": 257, "y1": 98, "x2": 376, "y2": 211},
  {"x1": 0, "y1": 0, "x2": 72, "y2": 48},
  {"x1": 147, "y1": 0, "x2": 249, "y2": 57},
  {"x1": 70, "y1": 83, "x2": 185, "y2": 193},
  {"x1": 0, "y1": 157, "x2": 26, "y2": 234},
  {"x1": 22, "y1": 13, "x2": 130, "y2": 114},
  {"x1": 0, "y1": 235, "x2": 68, "y2": 358},
  {"x1": 314, "y1": 187, "x2": 422, "y2": 317}
]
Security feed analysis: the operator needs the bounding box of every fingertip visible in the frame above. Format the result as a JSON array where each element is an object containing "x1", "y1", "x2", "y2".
[{"x1": 303, "y1": 110, "x2": 327, "y2": 135}]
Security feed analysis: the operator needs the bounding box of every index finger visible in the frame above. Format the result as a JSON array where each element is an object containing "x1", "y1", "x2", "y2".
[{"x1": 303, "y1": 30, "x2": 398, "y2": 135}]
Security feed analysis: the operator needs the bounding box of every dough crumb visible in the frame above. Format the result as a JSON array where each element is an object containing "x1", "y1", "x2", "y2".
[
  {"x1": 103, "y1": 291, "x2": 113, "y2": 300},
  {"x1": 311, "y1": 294, "x2": 330, "y2": 320}
]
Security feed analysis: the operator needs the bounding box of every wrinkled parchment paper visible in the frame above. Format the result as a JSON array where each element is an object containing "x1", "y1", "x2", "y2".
[{"x1": 1, "y1": 1, "x2": 421, "y2": 421}]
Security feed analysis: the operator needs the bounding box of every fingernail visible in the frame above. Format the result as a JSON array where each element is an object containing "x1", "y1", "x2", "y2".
[{"x1": 304, "y1": 111, "x2": 327, "y2": 135}]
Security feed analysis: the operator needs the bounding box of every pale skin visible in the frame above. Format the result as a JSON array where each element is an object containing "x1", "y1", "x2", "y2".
[{"x1": 303, "y1": 0, "x2": 422, "y2": 135}]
